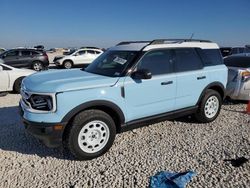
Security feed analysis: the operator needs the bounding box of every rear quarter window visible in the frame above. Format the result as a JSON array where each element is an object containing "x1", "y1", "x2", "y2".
[
  {"x1": 197, "y1": 49, "x2": 223, "y2": 66},
  {"x1": 31, "y1": 51, "x2": 40, "y2": 56},
  {"x1": 95, "y1": 51, "x2": 102, "y2": 54}
]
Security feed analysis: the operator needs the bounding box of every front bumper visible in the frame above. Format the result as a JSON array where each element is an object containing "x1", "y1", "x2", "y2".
[
  {"x1": 54, "y1": 60, "x2": 62, "y2": 66},
  {"x1": 19, "y1": 103, "x2": 67, "y2": 148}
]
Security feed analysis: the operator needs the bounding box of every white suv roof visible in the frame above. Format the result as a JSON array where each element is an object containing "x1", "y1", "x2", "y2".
[
  {"x1": 78, "y1": 48, "x2": 103, "y2": 52},
  {"x1": 110, "y1": 39, "x2": 219, "y2": 51}
]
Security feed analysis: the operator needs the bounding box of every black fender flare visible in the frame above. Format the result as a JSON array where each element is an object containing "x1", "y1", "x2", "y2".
[
  {"x1": 196, "y1": 82, "x2": 225, "y2": 105},
  {"x1": 61, "y1": 100, "x2": 125, "y2": 125}
]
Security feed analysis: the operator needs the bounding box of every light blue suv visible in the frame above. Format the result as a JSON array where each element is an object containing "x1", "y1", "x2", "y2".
[{"x1": 19, "y1": 39, "x2": 227, "y2": 160}]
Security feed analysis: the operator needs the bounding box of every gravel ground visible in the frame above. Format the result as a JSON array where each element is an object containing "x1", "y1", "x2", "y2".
[{"x1": 0, "y1": 94, "x2": 249, "y2": 188}]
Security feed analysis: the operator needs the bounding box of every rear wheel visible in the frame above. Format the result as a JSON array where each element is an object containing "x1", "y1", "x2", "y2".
[
  {"x1": 32, "y1": 61, "x2": 44, "y2": 71},
  {"x1": 13, "y1": 77, "x2": 24, "y2": 93},
  {"x1": 195, "y1": 89, "x2": 222, "y2": 123},
  {"x1": 63, "y1": 60, "x2": 73, "y2": 69},
  {"x1": 66, "y1": 109, "x2": 116, "y2": 160}
]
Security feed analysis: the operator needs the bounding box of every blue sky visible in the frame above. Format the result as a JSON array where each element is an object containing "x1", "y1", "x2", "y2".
[{"x1": 1, "y1": 0, "x2": 250, "y2": 49}]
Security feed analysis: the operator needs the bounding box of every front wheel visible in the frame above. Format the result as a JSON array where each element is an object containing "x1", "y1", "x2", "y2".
[
  {"x1": 32, "y1": 61, "x2": 44, "y2": 71},
  {"x1": 63, "y1": 61, "x2": 73, "y2": 69},
  {"x1": 66, "y1": 110, "x2": 116, "y2": 160},
  {"x1": 195, "y1": 89, "x2": 222, "y2": 123}
]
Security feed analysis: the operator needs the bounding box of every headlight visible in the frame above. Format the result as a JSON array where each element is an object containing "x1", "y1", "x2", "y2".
[{"x1": 28, "y1": 94, "x2": 54, "y2": 111}]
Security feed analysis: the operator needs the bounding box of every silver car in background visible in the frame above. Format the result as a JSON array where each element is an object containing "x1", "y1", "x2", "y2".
[{"x1": 224, "y1": 53, "x2": 250, "y2": 100}]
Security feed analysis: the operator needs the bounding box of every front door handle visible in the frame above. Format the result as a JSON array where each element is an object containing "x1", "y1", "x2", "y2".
[
  {"x1": 197, "y1": 76, "x2": 206, "y2": 80},
  {"x1": 161, "y1": 81, "x2": 173, "y2": 85}
]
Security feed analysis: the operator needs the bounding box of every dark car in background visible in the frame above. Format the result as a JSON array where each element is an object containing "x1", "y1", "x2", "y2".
[
  {"x1": 0, "y1": 49, "x2": 49, "y2": 71},
  {"x1": 220, "y1": 46, "x2": 250, "y2": 57},
  {"x1": 220, "y1": 47, "x2": 232, "y2": 57},
  {"x1": 230, "y1": 47, "x2": 250, "y2": 55},
  {"x1": 0, "y1": 48, "x2": 6, "y2": 54}
]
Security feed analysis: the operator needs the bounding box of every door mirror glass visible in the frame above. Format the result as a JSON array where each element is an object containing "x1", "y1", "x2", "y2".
[{"x1": 131, "y1": 69, "x2": 152, "y2": 80}]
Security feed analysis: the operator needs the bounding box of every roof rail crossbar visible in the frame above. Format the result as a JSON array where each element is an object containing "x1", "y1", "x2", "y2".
[
  {"x1": 116, "y1": 41, "x2": 151, "y2": 46},
  {"x1": 150, "y1": 39, "x2": 212, "y2": 45}
]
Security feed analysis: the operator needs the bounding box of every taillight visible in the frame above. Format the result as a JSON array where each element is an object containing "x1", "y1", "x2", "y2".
[
  {"x1": 43, "y1": 52, "x2": 48, "y2": 59},
  {"x1": 241, "y1": 70, "x2": 250, "y2": 82}
]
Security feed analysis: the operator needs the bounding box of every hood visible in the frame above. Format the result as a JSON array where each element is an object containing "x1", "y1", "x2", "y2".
[
  {"x1": 16, "y1": 67, "x2": 35, "y2": 74},
  {"x1": 23, "y1": 69, "x2": 119, "y2": 93}
]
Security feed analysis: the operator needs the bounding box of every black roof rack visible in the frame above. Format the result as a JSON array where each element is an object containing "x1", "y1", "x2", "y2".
[
  {"x1": 149, "y1": 39, "x2": 212, "y2": 45},
  {"x1": 116, "y1": 41, "x2": 151, "y2": 46},
  {"x1": 116, "y1": 39, "x2": 212, "y2": 47}
]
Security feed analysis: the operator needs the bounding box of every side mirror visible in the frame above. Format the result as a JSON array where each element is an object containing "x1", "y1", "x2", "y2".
[
  {"x1": 0, "y1": 66, "x2": 3, "y2": 71},
  {"x1": 131, "y1": 69, "x2": 152, "y2": 80}
]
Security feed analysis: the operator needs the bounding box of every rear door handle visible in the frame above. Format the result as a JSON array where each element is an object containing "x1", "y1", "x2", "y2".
[
  {"x1": 197, "y1": 76, "x2": 206, "y2": 80},
  {"x1": 161, "y1": 81, "x2": 173, "y2": 85}
]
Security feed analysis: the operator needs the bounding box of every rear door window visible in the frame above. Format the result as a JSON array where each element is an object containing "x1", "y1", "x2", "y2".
[
  {"x1": 174, "y1": 48, "x2": 203, "y2": 72},
  {"x1": 77, "y1": 50, "x2": 86, "y2": 55},
  {"x1": 21, "y1": 50, "x2": 31, "y2": 56},
  {"x1": 87, "y1": 50, "x2": 96, "y2": 54}
]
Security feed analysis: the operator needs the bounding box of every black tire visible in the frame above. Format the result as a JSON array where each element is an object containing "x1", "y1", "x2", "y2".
[
  {"x1": 194, "y1": 89, "x2": 222, "y2": 123},
  {"x1": 66, "y1": 109, "x2": 116, "y2": 160},
  {"x1": 63, "y1": 60, "x2": 73, "y2": 69},
  {"x1": 32, "y1": 61, "x2": 44, "y2": 71},
  {"x1": 13, "y1": 77, "x2": 24, "y2": 93},
  {"x1": 0, "y1": 92, "x2": 8, "y2": 97}
]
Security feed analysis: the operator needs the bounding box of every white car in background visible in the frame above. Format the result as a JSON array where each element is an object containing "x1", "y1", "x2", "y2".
[
  {"x1": 0, "y1": 61, "x2": 35, "y2": 94},
  {"x1": 53, "y1": 47, "x2": 103, "y2": 69}
]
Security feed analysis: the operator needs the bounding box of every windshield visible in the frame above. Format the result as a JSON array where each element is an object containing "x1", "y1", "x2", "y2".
[{"x1": 85, "y1": 50, "x2": 138, "y2": 77}]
